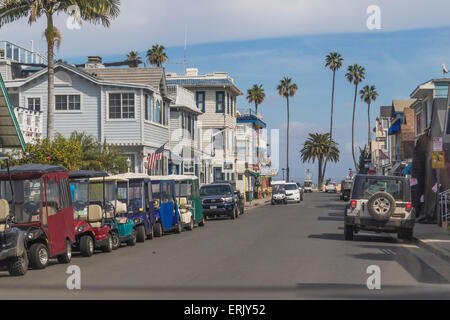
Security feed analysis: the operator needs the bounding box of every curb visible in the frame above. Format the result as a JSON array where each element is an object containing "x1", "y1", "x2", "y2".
[
  {"x1": 245, "y1": 200, "x2": 271, "y2": 211},
  {"x1": 414, "y1": 237, "x2": 450, "y2": 264}
]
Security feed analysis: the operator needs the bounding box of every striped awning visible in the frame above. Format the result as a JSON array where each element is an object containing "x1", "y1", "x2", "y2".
[{"x1": 0, "y1": 74, "x2": 25, "y2": 150}]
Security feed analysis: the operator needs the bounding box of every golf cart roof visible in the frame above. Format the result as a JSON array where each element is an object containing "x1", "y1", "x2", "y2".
[
  {"x1": 147, "y1": 175, "x2": 176, "y2": 182},
  {"x1": 89, "y1": 175, "x2": 128, "y2": 183},
  {"x1": 69, "y1": 170, "x2": 109, "y2": 179},
  {"x1": 271, "y1": 180, "x2": 286, "y2": 185},
  {"x1": 0, "y1": 164, "x2": 67, "y2": 178},
  {"x1": 114, "y1": 172, "x2": 152, "y2": 181},
  {"x1": 355, "y1": 174, "x2": 408, "y2": 182},
  {"x1": 168, "y1": 174, "x2": 199, "y2": 181}
]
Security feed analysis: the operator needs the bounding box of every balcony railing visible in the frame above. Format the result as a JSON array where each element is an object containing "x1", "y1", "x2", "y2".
[
  {"x1": 0, "y1": 41, "x2": 47, "y2": 65},
  {"x1": 167, "y1": 85, "x2": 197, "y2": 110},
  {"x1": 14, "y1": 106, "x2": 43, "y2": 142}
]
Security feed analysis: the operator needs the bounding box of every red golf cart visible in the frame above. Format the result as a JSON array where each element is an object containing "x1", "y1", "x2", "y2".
[
  {"x1": 0, "y1": 164, "x2": 75, "y2": 273},
  {"x1": 69, "y1": 170, "x2": 113, "y2": 256}
]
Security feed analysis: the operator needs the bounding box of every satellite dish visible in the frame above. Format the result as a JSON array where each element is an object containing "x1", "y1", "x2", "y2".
[{"x1": 443, "y1": 64, "x2": 448, "y2": 77}]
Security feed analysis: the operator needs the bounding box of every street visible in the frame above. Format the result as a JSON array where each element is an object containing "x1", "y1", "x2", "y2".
[{"x1": 1, "y1": 192, "x2": 449, "y2": 299}]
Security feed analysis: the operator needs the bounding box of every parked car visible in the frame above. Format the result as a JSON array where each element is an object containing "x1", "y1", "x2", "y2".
[
  {"x1": 344, "y1": 174, "x2": 414, "y2": 241},
  {"x1": 340, "y1": 179, "x2": 353, "y2": 201},
  {"x1": 0, "y1": 164, "x2": 75, "y2": 276},
  {"x1": 325, "y1": 182, "x2": 337, "y2": 193},
  {"x1": 303, "y1": 180, "x2": 313, "y2": 193},
  {"x1": 284, "y1": 182, "x2": 301, "y2": 203},
  {"x1": 69, "y1": 170, "x2": 114, "y2": 256},
  {"x1": 200, "y1": 183, "x2": 240, "y2": 219},
  {"x1": 271, "y1": 184, "x2": 287, "y2": 205}
]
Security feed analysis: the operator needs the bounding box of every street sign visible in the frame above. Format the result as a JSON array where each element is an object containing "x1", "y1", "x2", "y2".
[
  {"x1": 432, "y1": 151, "x2": 445, "y2": 169},
  {"x1": 433, "y1": 137, "x2": 443, "y2": 152}
]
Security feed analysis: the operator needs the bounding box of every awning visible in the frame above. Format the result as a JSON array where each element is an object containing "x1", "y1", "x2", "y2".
[
  {"x1": 401, "y1": 163, "x2": 412, "y2": 175},
  {"x1": 0, "y1": 74, "x2": 25, "y2": 150},
  {"x1": 388, "y1": 118, "x2": 401, "y2": 136},
  {"x1": 245, "y1": 169, "x2": 259, "y2": 178}
]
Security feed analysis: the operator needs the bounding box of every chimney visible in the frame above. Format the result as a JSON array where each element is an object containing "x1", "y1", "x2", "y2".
[
  {"x1": 185, "y1": 68, "x2": 198, "y2": 76},
  {"x1": 85, "y1": 56, "x2": 105, "y2": 69}
]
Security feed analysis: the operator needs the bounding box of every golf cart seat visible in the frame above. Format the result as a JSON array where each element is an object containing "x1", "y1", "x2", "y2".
[
  {"x1": 114, "y1": 201, "x2": 127, "y2": 215},
  {"x1": 178, "y1": 197, "x2": 190, "y2": 214},
  {"x1": 0, "y1": 199, "x2": 9, "y2": 232},
  {"x1": 115, "y1": 216, "x2": 128, "y2": 224},
  {"x1": 88, "y1": 204, "x2": 103, "y2": 228}
]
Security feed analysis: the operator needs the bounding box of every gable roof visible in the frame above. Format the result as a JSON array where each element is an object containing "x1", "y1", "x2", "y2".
[
  {"x1": 392, "y1": 99, "x2": 415, "y2": 112},
  {"x1": 380, "y1": 106, "x2": 393, "y2": 118},
  {"x1": 82, "y1": 67, "x2": 167, "y2": 96}
]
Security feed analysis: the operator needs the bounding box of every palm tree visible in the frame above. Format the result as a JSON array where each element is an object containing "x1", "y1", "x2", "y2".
[
  {"x1": 300, "y1": 133, "x2": 339, "y2": 188},
  {"x1": 0, "y1": 0, "x2": 120, "y2": 139},
  {"x1": 146, "y1": 44, "x2": 168, "y2": 67},
  {"x1": 359, "y1": 85, "x2": 379, "y2": 150},
  {"x1": 277, "y1": 77, "x2": 298, "y2": 182},
  {"x1": 246, "y1": 84, "x2": 266, "y2": 114},
  {"x1": 322, "y1": 52, "x2": 343, "y2": 185},
  {"x1": 126, "y1": 50, "x2": 142, "y2": 68},
  {"x1": 345, "y1": 64, "x2": 366, "y2": 171}
]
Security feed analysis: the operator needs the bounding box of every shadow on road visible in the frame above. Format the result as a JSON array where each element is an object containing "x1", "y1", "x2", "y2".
[{"x1": 317, "y1": 216, "x2": 344, "y2": 222}]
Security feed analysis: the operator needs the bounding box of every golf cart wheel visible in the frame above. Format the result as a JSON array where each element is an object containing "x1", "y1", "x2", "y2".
[
  {"x1": 136, "y1": 225, "x2": 146, "y2": 243},
  {"x1": 7, "y1": 251, "x2": 29, "y2": 276},
  {"x1": 175, "y1": 220, "x2": 182, "y2": 234},
  {"x1": 101, "y1": 234, "x2": 113, "y2": 253},
  {"x1": 146, "y1": 225, "x2": 154, "y2": 240},
  {"x1": 398, "y1": 228, "x2": 413, "y2": 241},
  {"x1": 187, "y1": 218, "x2": 194, "y2": 231},
  {"x1": 344, "y1": 224, "x2": 354, "y2": 241},
  {"x1": 111, "y1": 232, "x2": 120, "y2": 250},
  {"x1": 367, "y1": 192, "x2": 396, "y2": 221},
  {"x1": 198, "y1": 216, "x2": 205, "y2": 227},
  {"x1": 80, "y1": 235, "x2": 94, "y2": 257},
  {"x1": 154, "y1": 223, "x2": 163, "y2": 237},
  {"x1": 127, "y1": 229, "x2": 137, "y2": 246},
  {"x1": 57, "y1": 240, "x2": 72, "y2": 264},
  {"x1": 28, "y1": 243, "x2": 49, "y2": 269}
]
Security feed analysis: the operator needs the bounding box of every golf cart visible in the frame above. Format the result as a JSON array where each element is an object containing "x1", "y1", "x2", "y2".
[
  {"x1": 171, "y1": 175, "x2": 205, "y2": 230},
  {"x1": 69, "y1": 170, "x2": 114, "y2": 256},
  {"x1": 114, "y1": 173, "x2": 156, "y2": 242},
  {"x1": 89, "y1": 175, "x2": 137, "y2": 249},
  {"x1": 0, "y1": 163, "x2": 75, "y2": 276},
  {"x1": 148, "y1": 176, "x2": 182, "y2": 236},
  {"x1": 271, "y1": 184, "x2": 287, "y2": 205},
  {"x1": 340, "y1": 179, "x2": 353, "y2": 201}
]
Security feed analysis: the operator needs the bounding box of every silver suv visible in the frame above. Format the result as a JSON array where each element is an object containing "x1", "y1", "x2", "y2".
[{"x1": 344, "y1": 175, "x2": 414, "y2": 241}]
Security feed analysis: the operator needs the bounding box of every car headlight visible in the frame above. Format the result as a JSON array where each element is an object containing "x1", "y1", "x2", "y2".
[
  {"x1": 224, "y1": 197, "x2": 233, "y2": 203},
  {"x1": 133, "y1": 218, "x2": 142, "y2": 224},
  {"x1": 77, "y1": 225, "x2": 87, "y2": 233}
]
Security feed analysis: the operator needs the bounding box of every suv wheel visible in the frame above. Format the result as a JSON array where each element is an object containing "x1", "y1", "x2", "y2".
[
  {"x1": 7, "y1": 251, "x2": 29, "y2": 276},
  {"x1": 367, "y1": 192, "x2": 396, "y2": 221},
  {"x1": 80, "y1": 235, "x2": 94, "y2": 257},
  {"x1": 344, "y1": 224, "x2": 354, "y2": 241},
  {"x1": 57, "y1": 240, "x2": 72, "y2": 264},
  {"x1": 229, "y1": 208, "x2": 236, "y2": 220},
  {"x1": 398, "y1": 228, "x2": 413, "y2": 241}
]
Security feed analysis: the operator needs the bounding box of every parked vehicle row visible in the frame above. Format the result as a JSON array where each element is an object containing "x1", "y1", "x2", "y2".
[
  {"x1": 270, "y1": 181, "x2": 303, "y2": 205},
  {"x1": 0, "y1": 163, "x2": 217, "y2": 277}
]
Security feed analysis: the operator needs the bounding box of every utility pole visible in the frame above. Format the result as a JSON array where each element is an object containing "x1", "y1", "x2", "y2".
[{"x1": 282, "y1": 168, "x2": 286, "y2": 181}]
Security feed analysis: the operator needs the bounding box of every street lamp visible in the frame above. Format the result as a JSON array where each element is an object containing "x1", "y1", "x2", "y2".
[{"x1": 126, "y1": 157, "x2": 131, "y2": 173}]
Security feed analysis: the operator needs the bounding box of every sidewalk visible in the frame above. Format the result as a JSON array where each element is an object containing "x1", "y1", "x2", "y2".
[
  {"x1": 414, "y1": 223, "x2": 450, "y2": 264},
  {"x1": 244, "y1": 197, "x2": 271, "y2": 211}
]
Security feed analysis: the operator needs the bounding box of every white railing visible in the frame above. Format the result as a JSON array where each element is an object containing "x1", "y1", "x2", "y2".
[
  {"x1": 0, "y1": 41, "x2": 47, "y2": 64},
  {"x1": 14, "y1": 107, "x2": 43, "y2": 143},
  {"x1": 167, "y1": 85, "x2": 196, "y2": 110},
  {"x1": 439, "y1": 189, "x2": 450, "y2": 229}
]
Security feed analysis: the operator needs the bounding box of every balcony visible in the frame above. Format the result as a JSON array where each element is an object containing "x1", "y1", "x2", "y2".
[
  {"x1": 14, "y1": 106, "x2": 43, "y2": 143},
  {"x1": 167, "y1": 85, "x2": 197, "y2": 111},
  {"x1": 0, "y1": 41, "x2": 47, "y2": 64}
]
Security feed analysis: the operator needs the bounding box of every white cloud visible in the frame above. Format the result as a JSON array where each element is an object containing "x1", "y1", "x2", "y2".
[{"x1": 1, "y1": 0, "x2": 450, "y2": 57}]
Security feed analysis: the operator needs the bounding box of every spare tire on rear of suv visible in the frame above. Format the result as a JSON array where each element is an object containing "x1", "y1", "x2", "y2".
[{"x1": 367, "y1": 192, "x2": 396, "y2": 221}]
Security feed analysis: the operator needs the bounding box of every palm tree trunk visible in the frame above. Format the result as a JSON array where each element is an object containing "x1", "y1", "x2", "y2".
[
  {"x1": 256, "y1": 103, "x2": 259, "y2": 160},
  {"x1": 322, "y1": 69, "x2": 336, "y2": 188},
  {"x1": 352, "y1": 84, "x2": 359, "y2": 171},
  {"x1": 367, "y1": 101, "x2": 371, "y2": 155},
  {"x1": 318, "y1": 156, "x2": 323, "y2": 189},
  {"x1": 46, "y1": 15, "x2": 55, "y2": 139},
  {"x1": 286, "y1": 96, "x2": 290, "y2": 182}
]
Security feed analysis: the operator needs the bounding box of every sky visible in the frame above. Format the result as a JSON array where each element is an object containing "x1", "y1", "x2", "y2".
[{"x1": 1, "y1": 0, "x2": 450, "y2": 182}]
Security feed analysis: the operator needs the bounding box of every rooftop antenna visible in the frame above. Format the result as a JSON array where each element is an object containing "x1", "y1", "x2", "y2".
[{"x1": 443, "y1": 63, "x2": 448, "y2": 78}]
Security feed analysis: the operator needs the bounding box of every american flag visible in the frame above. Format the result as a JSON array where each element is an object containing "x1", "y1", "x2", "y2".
[{"x1": 147, "y1": 143, "x2": 166, "y2": 171}]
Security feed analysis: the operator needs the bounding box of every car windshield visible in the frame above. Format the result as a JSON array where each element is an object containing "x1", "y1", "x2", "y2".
[
  {"x1": 200, "y1": 185, "x2": 232, "y2": 196},
  {"x1": 117, "y1": 181, "x2": 128, "y2": 203},
  {"x1": 285, "y1": 184, "x2": 298, "y2": 190},
  {"x1": 70, "y1": 180, "x2": 89, "y2": 219},
  {"x1": 129, "y1": 181, "x2": 144, "y2": 211},
  {"x1": 0, "y1": 179, "x2": 42, "y2": 224},
  {"x1": 273, "y1": 185, "x2": 285, "y2": 194},
  {"x1": 343, "y1": 181, "x2": 353, "y2": 189},
  {"x1": 304, "y1": 181, "x2": 312, "y2": 187},
  {"x1": 357, "y1": 178, "x2": 405, "y2": 201}
]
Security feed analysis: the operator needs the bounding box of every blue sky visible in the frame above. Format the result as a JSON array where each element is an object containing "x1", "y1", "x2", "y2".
[{"x1": 1, "y1": 1, "x2": 450, "y2": 182}]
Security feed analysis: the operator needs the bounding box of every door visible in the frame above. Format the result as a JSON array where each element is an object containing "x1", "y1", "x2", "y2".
[
  {"x1": 192, "y1": 180, "x2": 203, "y2": 222},
  {"x1": 44, "y1": 175, "x2": 66, "y2": 256},
  {"x1": 159, "y1": 181, "x2": 174, "y2": 230}
]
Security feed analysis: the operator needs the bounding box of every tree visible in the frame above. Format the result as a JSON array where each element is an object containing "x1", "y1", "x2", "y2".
[
  {"x1": 277, "y1": 77, "x2": 298, "y2": 182},
  {"x1": 0, "y1": 0, "x2": 120, "y2": 139},
  {"x1": 323, "y1": 52, "x2": 343, "y2": 180},
  {"x1": 246, "y1": 84, "x2": 266, "y2": 160},
  {"x1": 146, "y1": 44, "x2": 168, "y2": 67},
  {"x1": 300, "y1": 133, "x2": 339, "y2": 188},
  {"x1": 358, "y1": 145, "x2": 370, "y2": 174},
  {"x1": 359, "y1": 85, "x2": 379, "y2": 151},
  {"x1": 126, "y1": 50, "x2": 142, "y2": 68},
  {"x1": 345, "y1": 64, "x2": 366, "y2": 171}
]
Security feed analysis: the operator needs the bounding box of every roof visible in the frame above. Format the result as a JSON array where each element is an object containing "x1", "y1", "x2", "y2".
[
  {"x1": 380, "y1": 106, "x2": 393, "y2": 118},
  {"x1": 410, "y1": 78, "x2": 450, "y2": 98},
  {"x1": 89, "y1": 175, "x2": 128, "y2": 183},
  {"x1": 69, "y1": 170, "x2": 108, "y2": 179},
  {"x1": 354, "y1": 174, "x2": 408, "y2": 182},
  {"x1": 82, "y1": 67, "x2": 165, "y2": 95},
  {"x1": 0, "y1": 74, "x2": 25, "y2": 150},
  {"x1": 166, "y1": 77, "x2": 243, "y2": 96},
  {"x1": 237, "y1": 114, "x2": 266, "y2": 128},
  {"x1": 0, "y1": 164, "x2": 67, "y2": 175},
  {"x1": 113, "y1": 172, "x2": 151, "y2": 181},
  {"x1": 167, "y1": 174, "x2": 199, "y2": 181},
  {"x1": 392, "y1": 100, "x2": 415, "y2": 112}
]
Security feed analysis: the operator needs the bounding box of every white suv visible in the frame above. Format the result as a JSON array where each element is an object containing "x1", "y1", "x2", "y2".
[
  {"x1": 325, "y1": 182, "x2": 337, "y2": 193},
  {"x1": 284, "y1": 183, "x2": 301, "y2": 203}
]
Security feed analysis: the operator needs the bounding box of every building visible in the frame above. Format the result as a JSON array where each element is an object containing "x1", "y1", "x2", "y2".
[
  {"x1": 166, "y1": 68, "x2": 243, "y2": 184},
  {"x1": 372, "y1": 106, "x2": 392, "y2": 175},
  {"x1": 5, "y1": 59, "x2": 172, "y2": 175}
]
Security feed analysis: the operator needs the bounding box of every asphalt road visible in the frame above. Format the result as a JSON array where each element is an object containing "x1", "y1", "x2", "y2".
[{"x1": 1, "y1": 192, "x2": 450, "y2": 299}]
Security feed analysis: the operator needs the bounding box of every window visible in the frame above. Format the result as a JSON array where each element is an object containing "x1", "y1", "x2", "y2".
[
  {"x1": 145, "y1": 94, "x2": 153, "y2": 121},
  {"x1": 164, "y1": 101, "x2": 169, "y2": 125},
  {"x1": 45, "y1": 179, "x2": 60, "y2": 216},
  {"x1": 212, "y1": 129, "x2": 224, "y2": 150},
  {"x1": 162, "y1": 182, "x2": 169, "y2": 203},
  {"x1": 416, "y1": 112, "x2": 423, "y2": 135},
  {"x1": 216, "y1": 91, "x2": 225, "y2": 113},
  {"x1": 59, "y1": 178, "x2": 71, "y2": 209},
  {"x1": 196, "y1": 91, "x2": 205, "y2": 112},
  {"x1": 55, "y1": 95, "x2": 80, "y2": 111},
  {"x1": 108, "y1": 93, "x2": 135, "y2": 119},
  {"x1": 155, "y1": 100, "x2": 161, "y2": 124},
  {"x1": 27, "y1": 98, "x2": 41, "y2": 112}
]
